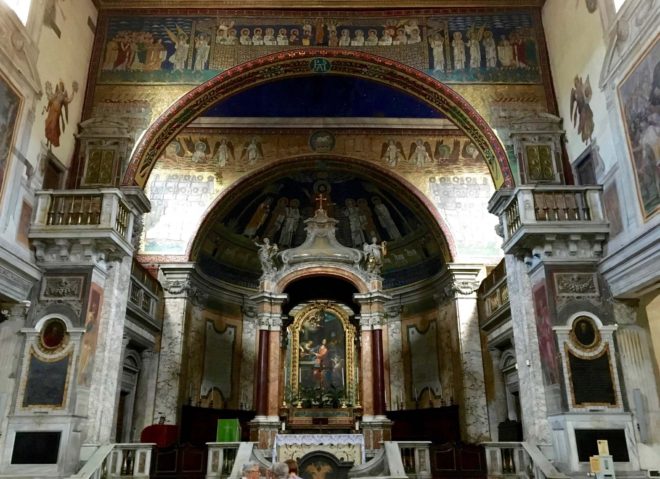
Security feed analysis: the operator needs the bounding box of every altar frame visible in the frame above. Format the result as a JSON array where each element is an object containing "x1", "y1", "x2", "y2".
[
  {"x1": 289, "y1": 303, "x2": 356, "y2": 406},
  {"x1": 272, "y1": 433, "x2": 365, "y2": 464}
]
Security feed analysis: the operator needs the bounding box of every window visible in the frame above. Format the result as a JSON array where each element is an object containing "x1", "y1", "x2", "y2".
[{"x1": 3, "y1": 0, "x2": 31, "y2": 25}]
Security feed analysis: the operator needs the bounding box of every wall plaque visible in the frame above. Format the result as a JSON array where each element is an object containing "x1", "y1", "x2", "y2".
[
  {"x1": 23, "y1": 353, "x2": 70, "y2": 407},
  {"x1": 568, "y1": 348, "x2": 615, "y2": 406}
]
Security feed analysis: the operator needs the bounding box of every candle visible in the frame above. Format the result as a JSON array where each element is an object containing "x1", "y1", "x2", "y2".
[{"x1": 281, "y1": 422, "x2": 285, "y2": 432}]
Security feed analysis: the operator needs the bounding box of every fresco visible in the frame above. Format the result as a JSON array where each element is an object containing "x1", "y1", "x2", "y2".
[
  {"x1": 141, "y1": 129, "x2": 498, "y2": 258},
  {"x1": 78, "y1": 283, "x2": 103, "y2": 387},
  {"x1": 143, "y1": 169, "x2": 221, "y2": 254},
  {"x1": 617, "y1": 37, "x2": 660, "y2": 220},
  {"x1": 96, "y1": 10, "x2": 542, "y2": 85},
  {"x1": 0, "y1": 72, "x2": 22, "y2": 204}
]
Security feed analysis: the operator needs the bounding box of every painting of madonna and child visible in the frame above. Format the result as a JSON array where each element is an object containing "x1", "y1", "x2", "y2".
[{"x1": 297, "y1": 309, "x2": 347, "y2": 399}]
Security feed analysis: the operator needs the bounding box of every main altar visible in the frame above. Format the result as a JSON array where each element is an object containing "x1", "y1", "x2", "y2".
[
  {"x1": 249, "y1": 201, "x2": 392, "y2": 452},
  {"x1": 273, "y1": 433, "x2": 366, "y2": 465}
]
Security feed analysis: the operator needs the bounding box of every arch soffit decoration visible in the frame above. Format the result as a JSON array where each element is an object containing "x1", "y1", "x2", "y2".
[
  {"x1": 277, "y1": 267, "x2": 369, "y2": 295},
  {"x1": 185, "y1": 154, "x2": 458, "y2": 263},
  {"x1": 124, "y1": 49, "x2": 514, "y2": 190}
]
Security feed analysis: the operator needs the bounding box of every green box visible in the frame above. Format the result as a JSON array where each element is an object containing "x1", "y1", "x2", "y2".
[{"x1": 216, "y1": 419, "x2": 241, "y2": 442}]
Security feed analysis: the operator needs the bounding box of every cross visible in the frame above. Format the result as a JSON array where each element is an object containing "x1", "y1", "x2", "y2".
[{"x1": 315, "y1": 193, "x2": 328, "y2": 211}]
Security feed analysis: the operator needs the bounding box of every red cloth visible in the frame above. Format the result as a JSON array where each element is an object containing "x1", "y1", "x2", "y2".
[{"x1": 140, "y1": 424, "x2": 178, "y2": 448}]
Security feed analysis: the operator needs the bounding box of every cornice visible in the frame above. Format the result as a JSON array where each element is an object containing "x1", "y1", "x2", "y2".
[{"x1": 96, "y1": 0, "x2": 544, "y2": 9}]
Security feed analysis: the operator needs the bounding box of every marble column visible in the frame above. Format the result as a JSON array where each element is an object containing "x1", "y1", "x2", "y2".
[
  {"x1": 504, "y1": 255, "x2": 552, "y2": 444},
  {"x1": 248, "y1": 292, "x2": 286, "y2": 449},
  {"x1": 134, "y1": 349, "x2": 158, "y2": 437},
  {"x1": 153, "y1": 264, "x2": 195, "y2": 426},
  {"x1": 85, "y1": 256, "x2": 133, "y2": 443},
  {"x1": 372, "y1": 328, "x2": 386, "y2": 416},
  {"x1": 487, "y1": 348, "x2": 508, "y2": 440},
  {"x1": 0, "y1": 302, "x2": 29, "y2": 455},
  {"x1": 445, "y1": 264, "x2": 490, "y2": 443}
]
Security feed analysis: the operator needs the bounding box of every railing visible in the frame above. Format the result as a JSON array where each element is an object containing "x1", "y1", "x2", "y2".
[
  {"x1": 397, "y1": 441, "x2": 432, "y2": 479},
  {"x1": 32, "y1": 189, "x2": 135, "y2": 246},
  {"x1": 67, "y1": 443, "x2": 154, "y2": 479},
  {"x1": 128, "y1": 260, "x2": 160, "y2": 319},
  {"x1": 532, "y1": 190, "x2": 591, "y2": 222},
  {"x1": 207, "y1": 442, "x2": 241, "y2": 479},
  {"x1": 482, "y1": 442, "x2": 567, "y2": 479},
  {"x1": 495, "y1": 186, "x2": 607, "y2": 256}
]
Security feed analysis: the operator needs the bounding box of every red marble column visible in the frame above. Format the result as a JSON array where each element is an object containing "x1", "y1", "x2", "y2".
[
  {"x1": 372, "y1": 328, "x2": 386, "y2": 416},
  {"x1": 360, "y1": 329, "x2": 374, "y2": 415},
  {"x1": 255, "y1": 329, "x2": 270, "y2": 416},
  {"x1": 267, "y1": 329, "x2": 281, "y2": 417}
]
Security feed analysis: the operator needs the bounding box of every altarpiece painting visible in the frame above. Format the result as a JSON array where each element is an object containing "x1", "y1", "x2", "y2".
[{"x1": 288, "y1": 304, "x2": 356, "y2": 407}]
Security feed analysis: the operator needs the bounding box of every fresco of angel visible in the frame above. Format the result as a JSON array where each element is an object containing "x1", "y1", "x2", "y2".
[
  {"x1": 181, "y1": 136, "x2": 210, "y2": 162},
  {"x1": 241, "y1": 137, "x2": 263, "y2": 165},
  {"x1": 409, "y1": 139, "x2": 433, "y2": 168},
  {"x1": 381, "y1": 139, "x2": 406, "y2": 167},
  {"x1": 43, "y1": 80, "x2": 79, "y2": 148},
  {"x1": 570, "y1": 74, "x2": 594, "y2": 144},
  {"x1": 212, "y1": 138, "x2": 234, "y2": 167}
]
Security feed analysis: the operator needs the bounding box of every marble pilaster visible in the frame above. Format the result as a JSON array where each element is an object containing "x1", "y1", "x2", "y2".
[
  {"x1": 153, "y1": 264, "x2": 195, "y2": 425},
  {"x1": 359, "y1": 325, "x2": 374, "y2": 416},
  {"x1": 504, "y1": 254, "x2": 552, "y2": 444},
  {"x1": 240, "y1": 305, "x2": 257, "y2": 411},
  {"x1": 84, "y1": 256, "x2": 133, "y2": 443},
  {"x1": 0, "y1": 302, "x2": 29, "y2": 456},
  {"x1": 443, "y1": 264, "x2": 490, "y2": 443},
  {"x1": 386, "y1": 305, "x2": 405, "y2": 410}
]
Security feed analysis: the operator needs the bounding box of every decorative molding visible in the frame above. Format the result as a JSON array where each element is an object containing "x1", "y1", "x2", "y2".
[{"x1": 554, "y1": 272, "x2": 599, "y2": 298}]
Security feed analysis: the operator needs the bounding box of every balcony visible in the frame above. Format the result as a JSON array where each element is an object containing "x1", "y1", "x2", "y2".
[
  {"x1": 127, "y1": 259, "x2": 161, "y2": 327},
  {"x1": 30, "y1": 189, "x2": 143, "y2": 262},
  {"x1": 489, "y1": 186, "x2": 609, "y2": 261}
]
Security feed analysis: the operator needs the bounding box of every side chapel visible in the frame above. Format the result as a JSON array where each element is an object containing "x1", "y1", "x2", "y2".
[{"x1": 0, "y1": 0, "x2": 658, "y2": 477}]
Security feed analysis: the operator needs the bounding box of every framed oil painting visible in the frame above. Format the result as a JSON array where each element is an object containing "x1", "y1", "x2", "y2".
[
  {"x1": 289, "y1": 303, "x2": 356, "y2": 406},
  {"x1": 0, "y1": 71, "x2": 23, "y2": 205},
  {"x1": 617, "y1": 37, "x2": 660, "y2": 220}
]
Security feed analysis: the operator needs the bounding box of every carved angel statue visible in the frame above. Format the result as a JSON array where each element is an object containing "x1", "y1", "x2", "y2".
[
  {"x1": 409, "y1": 139, "x2": 433, "y2": 168},
  {"x1": 570, "y1": 75, "x2": 594, "y2": 144},
  {"x1": 255, "y1": 237, "x2": 279, "y2": 275},
  {"x1": 381, "y1": 139, "x2": 406, "y2": 167},
  {"x1": 363, "y1": 237, "x2": 387, "y2": 275}
]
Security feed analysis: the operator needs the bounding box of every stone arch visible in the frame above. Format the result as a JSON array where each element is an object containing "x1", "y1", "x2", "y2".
[
  {"x1": 276, "y1": 267, "x2": 369, "y2": 295},
  {"x1": 124, "y1": 49, "x2": 513, "y2": 189},
  {"x1": 186, "y1": 155, "x2": 458, "y2": 263}
]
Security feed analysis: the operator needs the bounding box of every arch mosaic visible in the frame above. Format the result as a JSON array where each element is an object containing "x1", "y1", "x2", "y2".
[{"x1": 124, "y1": 49, "x2": 513, "y2": 190}]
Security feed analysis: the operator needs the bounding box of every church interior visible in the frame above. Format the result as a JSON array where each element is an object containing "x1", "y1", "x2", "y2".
[{"x1": 0, "y1": 0, "x2": 658, "y2": 477}]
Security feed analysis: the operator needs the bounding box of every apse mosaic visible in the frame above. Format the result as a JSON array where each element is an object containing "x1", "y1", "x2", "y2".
[{"x1": 96, "y1": 10, "x2": 542, "y2": 85}]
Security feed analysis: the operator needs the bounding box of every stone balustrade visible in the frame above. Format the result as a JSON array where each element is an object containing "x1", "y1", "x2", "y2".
[
  {"x1": 482, "y1": 442, "x2": 567, "y2": 479},
  {"x1": 67, "y1": 443, "x2": 154, "y2": 479},
  {"x1": 30, "y1": 189, "x2": 140, "y2": 261},
  {"x1": 490, "y1": 186, "x2": 609, "y2": 261},
  {"x1": 206, "y1": 442, "x2": 241, "y2": 479},
  {"x1": 396, "y1": 441, "x2": 432, "y2": 479}
]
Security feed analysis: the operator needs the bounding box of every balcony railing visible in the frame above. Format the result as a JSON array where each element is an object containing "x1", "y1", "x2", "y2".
[
  {"x1": 496, "y1": 186, "x2": 608, "y2": 256},
  {"x1": 128, "y1": 260, "x2": 160, "y2": 321},
  {"x1": 31, "y1": 189, "x2": 136, "y2": 258}
]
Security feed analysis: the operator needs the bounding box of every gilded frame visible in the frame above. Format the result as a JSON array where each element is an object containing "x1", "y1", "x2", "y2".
[
  {"x1": 616, "y1": 36, "x2": 660, "y2": 220},
  {"x1": 289, "y1": 302, "x2": 356, "y2": 405},
  {"x1": 0, "y1": 70, "x2": 23, "y2": 205}
]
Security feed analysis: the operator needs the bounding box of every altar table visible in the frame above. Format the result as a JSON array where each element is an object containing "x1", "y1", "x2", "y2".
[{"x1": 272, "y1": 434, "x2": 365, "y2": 465}]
